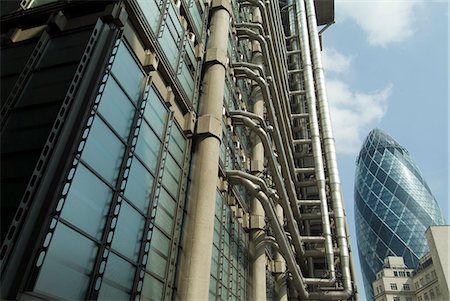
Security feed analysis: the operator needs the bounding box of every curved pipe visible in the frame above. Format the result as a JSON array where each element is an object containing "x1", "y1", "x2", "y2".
[
  {"x1": 232, "y1": 66, "x2": 303, "y2": 225},
  {"x1": 227, "y1": 173, "x2": 310, "y2": 299},
  {"x1": 228, "y1": 173, "x2": 354, "y2": 299}
]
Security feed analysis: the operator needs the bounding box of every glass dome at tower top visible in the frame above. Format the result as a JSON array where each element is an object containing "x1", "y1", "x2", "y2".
[{"x1": 354, "y1": 128, "x2": 445, "y2": 301}]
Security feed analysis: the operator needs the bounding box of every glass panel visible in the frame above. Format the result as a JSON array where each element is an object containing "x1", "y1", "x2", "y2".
[
  {"x1": 155, "y1": 207, "x2": 174, "y2": 235},
  {"x1": 82, "y1": 117, "x2": 125, "y2": 184},
  {"x1": 124, "y1": 158, "x2": 154, "y2": 213},
  {"x1": 112, "y1": 201, "x2": 145, "y2": 262},
  {"x1": 97, "y1": 283, "x2": 129, "y2": 301},
  {"x1": 98, "y1": 77, "x2": 135, "y2": 139},
  {"x1": 151, "y1": 228, "x2": 171, "y2": 255},
  {"x1": 135, "y1": 121, "x2": 161, "y2": 173},
  {"x1": 178, "y1": 61, "x2": 194, "y2": 99},
  {"x1": 111, "y1": 43, "x2": 145, "y2": 103},
  {"x1": 141, "y1": 273, "x2": 164, "y2": 301},
  {"x1": 169, "y1": 125, "x2": 186, "y2": 165},
  {"x1": 161, "y1": 155, "x2": 181, "y2": 197},
  {"x1": 144, "y1": 87, "x2": 167, "y2": 138},
  {"x1": 137, "y1": 0, "x2": 161, "y2": 31},
  {"x1": 98, "y1": 253, "x2": 135, "y2": 301},
  {"x1": 61, "y1": 164, "x2": 113, "y2": 239},
  {"x1": 146, "y1": 248, "x2": 167, "y2": 278},
  {"x1": 34, "y1": 224, "x2": 97, "y2": 300},
  {"x1": 158, "y1": 188, "x2": 177, "y2": 218}
]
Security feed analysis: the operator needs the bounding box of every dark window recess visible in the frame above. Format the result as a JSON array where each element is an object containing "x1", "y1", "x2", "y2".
[{"x1": 0, "y1": 29, "x2": 92, "y2": 243}]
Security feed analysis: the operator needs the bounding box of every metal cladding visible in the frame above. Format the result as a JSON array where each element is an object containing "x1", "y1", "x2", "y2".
[{"x1": 354, "y1": 128, "x2": 446, "y2": 300}]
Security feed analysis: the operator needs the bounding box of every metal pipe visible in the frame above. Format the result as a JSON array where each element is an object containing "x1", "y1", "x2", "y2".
[
  {"x1": 229, "y1": 113, "x2": 305, "y2": 256},
  {"x1": 289, "y1": 0, "x2": 337, "y2": 283},
  {"x1": 304, "y1": 0, "x2": 354, "y2": 298},
  {"x1": 227, "y1": 173, "x2": 310, "y2": 299},
  {"x1": 232, "y1": 67, "x2": 304, "y2": 228},
  {"x1": 177, "y1": 2, "x2": 230, "y2": 299},
  {"x1": 228, "y1": 172, "x2": 354, "y2": 300}
]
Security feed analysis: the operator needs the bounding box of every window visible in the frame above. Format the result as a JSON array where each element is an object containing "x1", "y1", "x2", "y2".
[
  {"x1": 406, "y1": 298, "x2": 413, "y2": 301},
  {"x1": 424, "y1": 292, "x2": 429, "y2": 301},
  {"x1": 429, "y1": 288, "x2": 435, "y2": 299},
  {"x1": 376, "y1": 286, "x2": 380, "y2": 294},
  {"x1": 435, "y1": 285, "x2": 441, "y2": 295},
  {"x1": 420, "y1": 278, "x2": 425, "y2": 285},
  {"x1": 393, "y1": 297, "x2": 400, "y2": 301},
  {"x1": 403, "y1": 283, "x2": 410, "y2": 290},
  {"x1": 407, "y1": 271, "x2": 411, "y2": 277},
  {"x1": 391, "y1": 283, "x2": 398, "y2": 290},
  {"x1": 415, "y1": 282, "x2": 420, "y2": 289},
  {"x1": 426, "y1": 274, "x2": 431, "y2": 283},
  {"x1": 394, "y1": 271, "x2": 399, "y2": 277},
  {"x1": 400, "y1": 271, "x2": 406, "y2": 277},
  {"x1": 431, "y1": 270, "x2": 437, "y2": 280}
]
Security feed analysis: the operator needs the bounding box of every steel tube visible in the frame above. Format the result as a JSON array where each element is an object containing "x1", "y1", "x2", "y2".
[{"x1": 303, "y1": 0, "x2": 354, "y2": 298}]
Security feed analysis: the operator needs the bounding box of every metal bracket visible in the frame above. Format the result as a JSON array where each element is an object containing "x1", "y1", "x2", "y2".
[
  {"x1": 143, "y1": 50, "x2": 159, "y2": 72},
  {"x1": 195, "y1": 115, "x2": 222, "y2": 140},
  {"x1": 211, "y1": 0, "x2": 232, "y2": 14},
  {"x1": 204, "y1": 47, "x2": 228, "y2": 68}
]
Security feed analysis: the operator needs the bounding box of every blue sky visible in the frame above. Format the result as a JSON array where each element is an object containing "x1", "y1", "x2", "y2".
[{"x1": 320, "y1": 1, "x2": 449, "y2": 299}]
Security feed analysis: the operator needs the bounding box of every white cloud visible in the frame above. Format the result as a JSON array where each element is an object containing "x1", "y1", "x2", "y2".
[
  {"x1": 322, "y1": 48, "x2": 352, "y2": 74},
  {"x1": 326, "y1": 79, "x2": 393, "y2": 154},
  {"x1": 336, "y1": 0, "x2": 423, "y2": 46}
]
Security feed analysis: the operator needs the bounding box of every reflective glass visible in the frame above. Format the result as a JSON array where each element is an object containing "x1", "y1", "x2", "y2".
[
  {"x1": 158, "y1": 188, "x2": 177, "y2": 218},
  {"x1": 151, "y1": 227, "x2": 171, "y2": 255},
  {"x1": 82, "y1": 117, "x2": 125, "y2": 184},
  {"x1": 141, "y1": 273, "x2": 164, "y2": 301},
  {"x1": 161, "y1": 155, "x2": 181, "y2": 197},
  {"x1": 34, "y1": 224, "x2": 97, "y2": 300},
  {"x1": 112, "y1": 201, "x2": 145, "y2": 262},
  {"x1": 98, "y1": 253, "x2": 135, "y2": 300},
  {"x1": 146, "y1": 248, "x2": 167, "y2": 278},
  {"x1": 98, "y1": 77, "x2": 135, "y2": 139},
  {"x1": 144, "y1": 87, "x2": 167, "y2": 137},
  {"x1": 111, "y1": 43, "x2": 145, "y2": 103},
  {"x1": 354, "y1": 129, "x2": 445, "y2": 301},
  {"x1": 169, "y1": 125, "x2": 186, "y2": 164},
  {"x1": 61, "y1": 164, "x2": 113, "y2": 239},
  {"x1": 124, "y1": 158, "x2": 154, "y2": 213},
  {"x1": 137, "y1": 0, "x2": 161, "y2": 31},
  {"x1": 135, "y1": 121, "x2": 161, "y2": 172}
]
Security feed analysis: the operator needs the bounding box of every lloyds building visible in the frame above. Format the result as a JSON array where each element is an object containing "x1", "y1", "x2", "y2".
[{"x1": 1, "y1": 0, "x2": 358, "y2": 300}]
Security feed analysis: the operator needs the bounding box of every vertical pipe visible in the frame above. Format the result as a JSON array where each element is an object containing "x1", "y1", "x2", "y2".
[
  {"x1": 292, "y1": 0, "x2": 336, "y2": 280},
  {"x1": 249, "y1": 7, "x2": 267, "y2": 300},
  {"x1": 304, "y1": 0, "x2": 352, "y2": 293},
  {"x1": 274, "y1": 204, "x2": 288, "y2": 301},
  {"x1": 177, "y1": 1, "x2": 230, "y2": 299}
]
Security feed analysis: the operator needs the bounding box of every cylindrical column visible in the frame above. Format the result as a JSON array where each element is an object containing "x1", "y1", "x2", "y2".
[
  {"x1": 249, "y1": 7, "x2": 267, "y2": 300},
  {"x1": 177, "y1": 1, "x2": 230, "y2": 300}
]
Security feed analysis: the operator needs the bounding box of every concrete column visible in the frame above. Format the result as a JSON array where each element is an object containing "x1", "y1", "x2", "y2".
[
  {"x1": 249, "y1": 7, "x2": 267, "y2": 301},
  {"x1": 274, "y1": 204, "x2": 288, "y2": 301},
  {"x1": 177, "y1": 1, "x2": 230, "y2": 300}
]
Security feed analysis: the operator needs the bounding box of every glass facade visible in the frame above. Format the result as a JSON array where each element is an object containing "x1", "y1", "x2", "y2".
[{"x1": 354, "y1": 129, "x2": 445, "y2": 300}]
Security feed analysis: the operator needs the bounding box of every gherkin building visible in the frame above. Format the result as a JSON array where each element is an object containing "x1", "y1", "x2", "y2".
[{"x1": 354, "y1": 129, "x2": 445, "y2": 300}]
